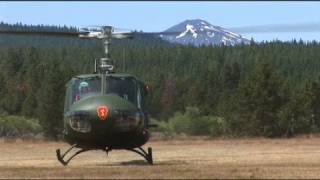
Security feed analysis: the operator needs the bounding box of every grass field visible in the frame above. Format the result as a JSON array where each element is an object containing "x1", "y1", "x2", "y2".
[{"x1": 1, "y1": 136, "x2": 320, "y2": 179}]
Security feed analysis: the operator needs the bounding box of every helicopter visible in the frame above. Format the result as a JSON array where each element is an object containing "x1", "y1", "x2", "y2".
[{"x1": 0, "y1": 25, "x2": 180, "y2": 166}]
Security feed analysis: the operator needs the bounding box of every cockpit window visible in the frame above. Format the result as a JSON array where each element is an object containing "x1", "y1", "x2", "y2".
[
  {"x1": 106, "y1": 77, "x2": 137, "y2": 105},
  {"x1": 72, "y1": 76, "x2": 101, "y2": 104},
  {"x1": 67, "y1": 75, "x2": 139, "y2": 107}
]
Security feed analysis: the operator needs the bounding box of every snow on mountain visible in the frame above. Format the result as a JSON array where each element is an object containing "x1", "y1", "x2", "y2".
[{"x1": 160, "y1": 19, "x2": 250, "y2": 46}]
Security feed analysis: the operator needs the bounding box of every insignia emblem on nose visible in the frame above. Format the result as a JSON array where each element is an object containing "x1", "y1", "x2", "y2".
[{"x1": 97, "y1": 106, "x2": 108, "y2": 121}]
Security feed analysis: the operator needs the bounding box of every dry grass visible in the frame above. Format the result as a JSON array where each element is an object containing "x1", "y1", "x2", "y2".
[{"x1": 1, "y1": 136, "x2": 320, "y2": 179}]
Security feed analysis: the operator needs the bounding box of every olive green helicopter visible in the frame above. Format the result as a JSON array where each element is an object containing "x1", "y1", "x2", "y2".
[{"x1": 0, "y1": 25, "x2": 179, "y2": 166}]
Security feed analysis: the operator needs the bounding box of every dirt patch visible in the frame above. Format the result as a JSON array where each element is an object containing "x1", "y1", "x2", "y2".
[{"x1": 1, "y1": 137, "x2": 320, "y2": 179}]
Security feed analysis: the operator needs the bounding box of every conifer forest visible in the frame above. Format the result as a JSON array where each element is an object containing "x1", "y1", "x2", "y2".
[{"x1": 1, "y1": 22, "x2": 320, "y2": 139}]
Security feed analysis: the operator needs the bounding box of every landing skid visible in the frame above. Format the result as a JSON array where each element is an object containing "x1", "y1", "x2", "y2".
[
  {"x1": 56, "y1": 144, "x2": 91, "y2": 166},
  {"x1": 126, "y1": 147, "x2": 153, "y2": 165},
  {"x1": 56, "y1": 145, "x2": 153, "y2": 166}
]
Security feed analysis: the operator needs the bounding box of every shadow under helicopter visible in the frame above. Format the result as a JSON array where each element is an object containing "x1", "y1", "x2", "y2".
[{"x1": 90, "y1": 160, "x2": 188, "y2": 167}]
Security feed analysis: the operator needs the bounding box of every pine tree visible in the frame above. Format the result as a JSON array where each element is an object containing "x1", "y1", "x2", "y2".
[
  {"x1": 37, "y1": 61, "x2": 65, "y2": 139},
  {"x1": 277, "y1": 87, "x2": 312, "y2": 137},
  {"x1": 235, "y1": 62, "x2": 288, "y2": 137},
  {"x1": 21, "y1": 47, "x2": 41, "y2": 117},
  {"x1": 160, "y1": 75, "x2": 177, "y2": 119}
]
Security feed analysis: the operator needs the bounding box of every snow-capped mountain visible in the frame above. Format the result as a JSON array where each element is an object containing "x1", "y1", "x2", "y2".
[{"x1": 160, "y1": 19, "x2": 250, "y2": 46}]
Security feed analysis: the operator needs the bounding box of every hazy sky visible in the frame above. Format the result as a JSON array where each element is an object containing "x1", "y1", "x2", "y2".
[{"x1": 1, "y1": 1, "x2": 320, "y2": 42}]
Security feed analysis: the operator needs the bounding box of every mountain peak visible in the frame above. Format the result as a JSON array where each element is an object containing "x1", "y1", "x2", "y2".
[
  {"x1": 183, "y1": 19, "x2": 211, "y2": 25},
  {"x1": 161, "y1": 19, "x2": 250, "y2": 46}
]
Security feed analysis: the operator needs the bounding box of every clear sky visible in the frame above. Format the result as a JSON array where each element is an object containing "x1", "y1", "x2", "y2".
[{"x1": 1, "y1": 1, "x2": 320, "y2": 42}]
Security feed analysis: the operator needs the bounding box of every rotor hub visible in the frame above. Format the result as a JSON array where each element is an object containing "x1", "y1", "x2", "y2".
[{"x1": 99, "y1": 57, "x2": 114, "y2": 74}]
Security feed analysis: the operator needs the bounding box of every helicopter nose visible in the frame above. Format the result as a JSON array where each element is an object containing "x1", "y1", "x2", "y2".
[{"x1": 67, "y1": 94, "x2": 140, "y2": 134}]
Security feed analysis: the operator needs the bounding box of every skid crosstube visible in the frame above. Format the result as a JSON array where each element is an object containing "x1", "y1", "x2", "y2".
[{"x1": 56, "y1": 145, "x2": 153, "y2": 166}]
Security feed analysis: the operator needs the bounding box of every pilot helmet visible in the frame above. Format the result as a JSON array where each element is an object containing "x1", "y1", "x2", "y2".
[{"x1": 79, "y1": 81, "x2": 89, "y2": 93}]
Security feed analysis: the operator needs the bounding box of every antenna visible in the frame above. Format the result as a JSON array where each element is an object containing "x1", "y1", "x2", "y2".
[{"x1": 94, "y1": 58, "x2": 97, "y2": 73}]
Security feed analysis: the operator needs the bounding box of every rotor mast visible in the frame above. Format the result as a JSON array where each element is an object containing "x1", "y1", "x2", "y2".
[
  {"x1": 79, "y1": 25, "x2": 132, "y2": 74},
  {"x1": 99, "y1": 26, "x2": 114, "y2": 74}
]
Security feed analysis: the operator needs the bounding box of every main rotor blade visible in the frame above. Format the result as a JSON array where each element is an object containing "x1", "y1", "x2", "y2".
[
  {"x1": 0, "y1": 27, "x2": 184, "y2": 40},
  {"x1": 112, "y1": 33, "x2": 134, "y2": 39},
  {"x1": 135, "y1": 31, "x2": 186, "y2": 36},
  {"x1": 230, "y1": 23, "x2": 320, "y2": 33},
  {"x1": 0, "y1": 30, "x2": 88, "y2": 37},
  {"x1": 113, "y1": 27, "x2": 133, "y2": 33}
]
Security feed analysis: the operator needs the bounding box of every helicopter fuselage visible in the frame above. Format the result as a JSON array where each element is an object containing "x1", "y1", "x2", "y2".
[{"x1": 62, "y1": 73, "x2": 150, "y2": 150}]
